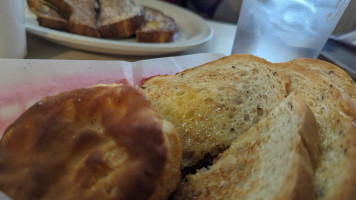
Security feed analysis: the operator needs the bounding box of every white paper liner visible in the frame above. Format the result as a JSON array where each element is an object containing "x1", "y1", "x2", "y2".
[{"x1": 0, "y1": 53, "x2": 224, "y2": 137}]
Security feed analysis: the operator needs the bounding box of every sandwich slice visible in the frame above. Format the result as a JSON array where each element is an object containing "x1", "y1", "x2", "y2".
[{"x1": 173, "y1": 93, "x2": 319, "y2": 200}]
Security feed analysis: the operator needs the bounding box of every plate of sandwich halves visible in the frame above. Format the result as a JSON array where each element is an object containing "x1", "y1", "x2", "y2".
[{"x1": 25, "y1": 0, "x2": 214, "y2": 56}]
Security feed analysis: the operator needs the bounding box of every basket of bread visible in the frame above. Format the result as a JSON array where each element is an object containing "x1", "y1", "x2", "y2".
[{"x1": 0, "y1": 54, "x2": 355, "y2": 200}]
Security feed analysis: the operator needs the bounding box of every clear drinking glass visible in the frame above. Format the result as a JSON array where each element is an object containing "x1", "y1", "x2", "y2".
[
  {"x1": 231, "y1": 0, "x2": 351, "y2": 63},
  {"x1": 0, "y1": 0, "x2": 27, "y2": 58}
]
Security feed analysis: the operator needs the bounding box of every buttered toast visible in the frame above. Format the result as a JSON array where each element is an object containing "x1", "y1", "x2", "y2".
[
  {"x1": 141, "y1": 54, "x2": 290, "y2": 169},
  {"x1": 173, "y1": 93, "x2": 319, "y2": 200}
]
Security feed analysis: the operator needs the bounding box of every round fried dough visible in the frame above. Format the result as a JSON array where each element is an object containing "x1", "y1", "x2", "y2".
[{"x1": 0, "y1": 84, "x2": 181, "y2": 200}]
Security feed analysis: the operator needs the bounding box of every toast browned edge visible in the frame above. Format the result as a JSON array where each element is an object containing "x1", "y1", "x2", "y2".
[
  {"x1": 99, "y1": 15, "x2": 144, "y2": 38},
  {"x1": 44, "y1": 0, "x2": 100, "y2": 37},
  {"x1": 136, "y1": 7, "x2": 178, "y2": 43},
  {"x1": 27, "y1": 0, "x2": 69, "y2": 31},
  {"x1": 37, "y1": 14, "x2": 68, "y2": 32},
  {"x1": 336, "y1": 86, "x2": 356, "y2": 200},
  {"x1": 98, "y1": 0, "x2": 145, "y2": 38},
  {"x1": 339, "y1": 90, "x2": 356, "y2": 200},
  {"x1": 136, "y1": 29, "x2": 176, "y2": 43},
  {"x1": 290, "y1": 58, "x2": 356, "y2": 100}
]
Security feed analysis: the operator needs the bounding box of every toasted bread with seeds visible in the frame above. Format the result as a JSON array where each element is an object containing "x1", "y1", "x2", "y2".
[
  {"x1": 44, "y1": 0, "x2": 100, "y2": 37},
  {"x1": 173, "y1": 93, "x2": 319, "y2": 200},
  {"x1": 27, "y1": 0, "x2": 68, "y2": 31},
  {"x1": 136, "y1": 7, "x2": 178, "y2": 43},
  {"x1": 98, "y1": 0, "x2": 144, "y2": 38},
  {"x1": 290, "y1": 58, "x2": 356, "y2": 100},
  {"x1": 272, "y1": 63, "x2": 356, "y2": 200},
  {"x1": 141, "y1": 54, "x2": 290, "y2": 169}
]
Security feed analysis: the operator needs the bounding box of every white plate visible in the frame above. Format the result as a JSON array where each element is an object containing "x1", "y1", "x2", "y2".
[{"x1": 25, "y1": 0, "x2": 213, "y2": 56}]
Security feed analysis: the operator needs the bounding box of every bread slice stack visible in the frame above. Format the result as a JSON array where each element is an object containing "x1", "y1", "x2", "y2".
[
  {"x1": 27, "y1": 0, "x2": 178, "y2": 42},
  {"x1": 142, "y1": 54, "x2": 356, "y2": 199},
  {"x1": 141, "y1": 54, "x2": 290, "y2": 169},
  {"x1": 271, "y1": 62, "x2": 356, "y2": 200}
]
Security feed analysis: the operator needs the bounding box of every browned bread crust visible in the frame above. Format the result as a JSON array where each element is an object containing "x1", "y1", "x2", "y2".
[
  {"x1": 289, "y1": 58, "x2": 356, "y2": 100},
  {"x1": 0, "y1": 84, "x2": 181, "y2": 200},
  {"x1": 44, "y1": 0, "x2": 100, "y2": 37},
  {"x1": 27, "y1": 0, "x2": 68, "y2": 31},
  {"x1": 98, "y1": 0, "x2": 144, "y2": 38},
  {"x1": 136, "y1": 7, "x2": 178, "y2": 43}
]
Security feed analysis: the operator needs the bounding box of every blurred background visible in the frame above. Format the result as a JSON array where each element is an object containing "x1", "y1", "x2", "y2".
[{"x1": 162, "y1": 0, "x2": 356, "y2": 35}]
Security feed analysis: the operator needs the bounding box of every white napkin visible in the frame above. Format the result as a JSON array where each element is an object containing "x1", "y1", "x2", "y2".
[{"x1": 0, "y1": 53, "x2": 225, "y2": 136}]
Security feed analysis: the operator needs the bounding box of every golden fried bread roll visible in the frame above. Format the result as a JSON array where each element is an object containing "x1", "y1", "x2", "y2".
[{"x1": 0, "y1": 84, "x2": 181, "y2": 200}]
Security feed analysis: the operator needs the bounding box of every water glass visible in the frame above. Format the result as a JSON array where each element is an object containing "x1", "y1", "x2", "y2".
[
  {"x1": 0, "y1": 0, "x2": 27, "y2": 58},
  {"x1": 232, "y1": 0, "x2": 351, "y2": 62}
]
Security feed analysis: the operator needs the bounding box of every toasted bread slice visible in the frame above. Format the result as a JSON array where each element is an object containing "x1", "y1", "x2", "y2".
[
  {"x1": 173, "y1": 93, "x2": 319, "y2": 200},
  {"x1": 141, "y1": 54, "x2": 290, "y2": 169},
  {"x1": 290, "y1": 58, "x2": 356, "y2": 100},
  {"x1": 98, "y1": 0, "x2": 144, "y2": 38},
  {"x1": 27, "y1": 0, "x2": 68, "y2": 31},
  {"x1": 273, "y1": 63, "x2": 356, "y2": 200},
  {"x1": 44, "y1": 0, "x2": 100, "y2": 37},
  {"x1": 136, "y1": 7, "x2": 178, "y2": 43},
  {"x1": 0, "y1": 84, "x2": 181, "y2": 200}
]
